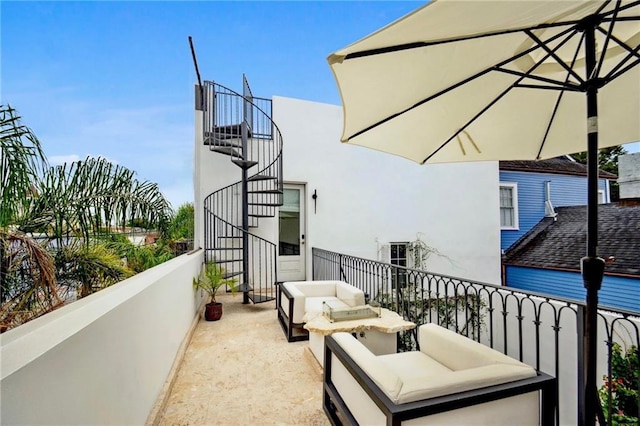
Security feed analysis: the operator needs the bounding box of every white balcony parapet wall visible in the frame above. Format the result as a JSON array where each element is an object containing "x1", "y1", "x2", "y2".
[
  {"x1": 0, "y1": 249, "x2": 205, "y2": 425},
  {"x1": 273, "y1": 96, "x2": 501, "y2": 285}
]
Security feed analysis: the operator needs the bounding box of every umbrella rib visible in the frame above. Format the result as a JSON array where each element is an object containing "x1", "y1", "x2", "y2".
[
  {"x1": 595, "y1": 1, "x2": 640, "y2": 80},
  {"x1": 600, "y1": 0, "x2": 640, "y2": 18},
  {"x1": 421, "y1": 86, "x2": 513, "y2": 164},
  {"x1": 597, "y1": 27, "x2": 640, "y2": 81},
  {"x1": 536, "y1": 32, "x2": 585, "y2": 160},
  {"x1": 593, "y1": 0, "x2": 614, "y2": 17},
  {"x1": 608, "y1": 56, "x2": 640, "y2": 82},
  {"x1": 597, "y1": 25, "x2": 640, "y2": 57},
  {"x1": 348, "y1": 25, "x2": 577, "y2": 142},
  {"x1": 513, "y1": 83, "x2": 582, "y2": 92},
  {"x1": 342, "y1": 21, "x2": 582, "y2": 61},
  {"x1": 422, "y1": 28, "x2": 584, "y2": 164},
  {"x1": 595, "y1": 0, "x2": 622, "y2": 78},
  {"x1": 497, "y1": 68, "x2": 582, "y2": 91},
  {"x1": 498, "y1": 25, "x2": 585, "y2": 90},
  {"x1": 525, "y1": 29, "x2": 585, "y2": 84}
]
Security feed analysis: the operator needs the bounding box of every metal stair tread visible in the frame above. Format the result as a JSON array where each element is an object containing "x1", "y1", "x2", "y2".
[
  {"x1": 211, "y1": 147, "x2": 243, "y2": 158},
  {"x1": 232, "y1": 159, "x2": 259, "y2": 169},
  {"x1": 248, "y1": 202, "x2": 281, "y2": 206},
  {"x1": 208, "y1": 124, "x2": 252, "y2": 140},
  {"x1": 247, "y1": 174, "x2": 278, "y2": 182},
  {"x1": 203, "y1": 137, "x2": 242, "y2": 149},
  {"x1": 247, "y1": 189, "x2": 283, "y2": 194},
  {"x1": 249, "y1": 294, "x2": 276, "y2": 304},
  {"x1": 248, "y1": 213, "x2": 272, "y2": 218},
  {"x1": 222, "y1": 271, "x2": 243, "y2": 279},
  {"x1": 236, "y1": 283, "x2": 253, "y2": 292}
]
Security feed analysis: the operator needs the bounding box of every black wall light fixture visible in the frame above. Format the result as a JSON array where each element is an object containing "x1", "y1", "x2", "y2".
[{"x1": 312, "y1": 190, "x2": 318, "y2": 214}]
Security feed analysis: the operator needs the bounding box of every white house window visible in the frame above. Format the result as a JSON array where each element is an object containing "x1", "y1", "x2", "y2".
[
  {"x1": 390, "y1": 243, "x2": 408, "y2": 267},
  {"x1": 390, "y1": 242, "x2": 408, "y2": 288},
  {"x1": 500, "y1": 183, "x2": 519, "y2": 230}
]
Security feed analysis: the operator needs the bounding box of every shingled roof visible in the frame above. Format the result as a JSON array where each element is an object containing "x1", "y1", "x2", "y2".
[
  {"x1": 504, "y1": 203, "x2": 640, "y2": 276},
  {"x1": 499, "y1": 157, "x2": 618, "y2": 179}
]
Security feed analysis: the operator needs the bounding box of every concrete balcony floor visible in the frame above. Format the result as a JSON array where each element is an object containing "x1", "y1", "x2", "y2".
[{"x1": 154, "y1": 293, "x2": 330, "y2": 425}]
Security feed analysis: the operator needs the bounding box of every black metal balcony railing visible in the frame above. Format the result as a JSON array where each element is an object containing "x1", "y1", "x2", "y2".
[{"x1": 312, "y1": 248, "x2": 640, "y2": 426}]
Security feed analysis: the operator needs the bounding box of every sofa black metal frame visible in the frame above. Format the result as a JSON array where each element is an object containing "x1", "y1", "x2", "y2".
[
  {"x1": 276, "y1": 283, "x2": 309, "y2": 342},
  {"x1": 322, "y1": 334, "x2": 558, "y2": 426}
]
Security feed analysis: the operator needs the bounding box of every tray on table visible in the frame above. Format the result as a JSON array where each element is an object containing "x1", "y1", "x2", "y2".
[{"x1": 322, "y1": 301, "x2": 381, "y2": 323}]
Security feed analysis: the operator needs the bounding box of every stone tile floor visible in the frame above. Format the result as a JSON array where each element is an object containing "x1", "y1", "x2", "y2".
[{"x1": 155, "y1": 293, "x2": 330, "y2": 426}]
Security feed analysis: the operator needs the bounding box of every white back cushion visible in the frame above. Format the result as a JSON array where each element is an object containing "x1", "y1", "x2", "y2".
[
  {"x1": 335, "y1": 282, "x2": 366, "y2": 307},
  {"x1": 419, "y1": 324, "x2": 530, "y2": 371},
  {"x1": 292, "y1": 281, "x2": 337, "y2": 297}
]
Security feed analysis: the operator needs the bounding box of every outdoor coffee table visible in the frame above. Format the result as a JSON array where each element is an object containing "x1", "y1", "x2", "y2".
[{"x1": 304, "y1": 307, "x2": 415, "y2": 367}]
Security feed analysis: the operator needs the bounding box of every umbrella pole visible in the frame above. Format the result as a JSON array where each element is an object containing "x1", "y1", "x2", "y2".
[{"x1": 580, "y1": 19, "x2": 606, "y2": 426}]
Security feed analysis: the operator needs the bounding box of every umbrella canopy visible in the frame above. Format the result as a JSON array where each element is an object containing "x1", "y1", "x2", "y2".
[
  {"x1": 328, "y1": 1, "x2": 640, "y2": 425},
  {"x1": 329, "y1": 1, "x2": 639, "y2": 165}
]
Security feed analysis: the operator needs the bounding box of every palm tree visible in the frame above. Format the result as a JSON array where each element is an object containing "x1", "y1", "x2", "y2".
[
  {"x1": 0, "y1": 231, "x2": 59, "y2": 331},
  {"x1": 54, "y1": 239, "x2": 132, "y2": 298},
  {"x1": 1, "y1": 105, "x2": 174, "y2": 332},
  {"x1": 25, "y1": 156, "x2": 172, "y2": 246},
  {"x1": 1, "y1": 104, "x2": 48, "y2": 228},
  {"x1": 1, "y1": 105, "x2": 58, "y2": 329}
]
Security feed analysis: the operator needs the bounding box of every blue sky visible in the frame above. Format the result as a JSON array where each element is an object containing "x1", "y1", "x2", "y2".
[
  {"x1": 2, "y1": 1, "x2": 424, "y2": 208},
  {"x1": 2, "y1": 1, "x2": 638, "y2": 209}
]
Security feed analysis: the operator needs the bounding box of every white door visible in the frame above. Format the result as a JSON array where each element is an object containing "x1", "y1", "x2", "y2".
[{"x1": 278, "y1": 184, "x2": 306, "y2": 281}]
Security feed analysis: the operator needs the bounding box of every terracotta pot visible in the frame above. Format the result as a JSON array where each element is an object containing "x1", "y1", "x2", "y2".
[{"x1": 204, "y1": 302, "x2": 223, "y2": 321}]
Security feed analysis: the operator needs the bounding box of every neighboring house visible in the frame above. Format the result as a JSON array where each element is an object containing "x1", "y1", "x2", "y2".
[
  {"x1": 110, "y1": 227, "x2": 159, "y2": 246},
  {"x1": 503, "y1": 202, "x2": 640, "y2": 311},
  {"x1": 502, "y1": 153, "x2": 640, "y2": 312},
  {"x1": 194, "y1": 78, "x2": 502, "y2": 303},
  {"x1": 499, "y1": 157, "x2": 616, "y2": 251}
]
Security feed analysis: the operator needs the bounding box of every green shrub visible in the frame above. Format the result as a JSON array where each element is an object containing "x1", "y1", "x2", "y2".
[{"x1": 599, "y1": 343, "x2": 639, "y2": 425}]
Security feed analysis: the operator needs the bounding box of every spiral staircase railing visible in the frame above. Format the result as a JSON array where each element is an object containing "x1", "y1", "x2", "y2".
[{"x1": 202, "y1": 77, "x2": 283, "y2": 303}]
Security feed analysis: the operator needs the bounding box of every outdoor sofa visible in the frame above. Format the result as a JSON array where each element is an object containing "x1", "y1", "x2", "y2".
[
  {"x1": 277, "y1": 280, "x2": 365, "y2": 342},
  {"x1": 323, "y1": 323, "x2": 557, "y2": 425}
]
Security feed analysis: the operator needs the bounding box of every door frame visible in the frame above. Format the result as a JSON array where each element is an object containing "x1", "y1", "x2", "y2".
[{"x1": 278, "y1": 182, "x2": 307, "y2": 281}]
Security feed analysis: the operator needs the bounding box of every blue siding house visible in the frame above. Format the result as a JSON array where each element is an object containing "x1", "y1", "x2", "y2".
[
  {"x1": 506, "y1": 266, "x2": 639, "y2": 312},
  {"x1": 503, "y1": 203, "x2": 640, "y2": 312},
  {"x1": 499, "y1": 157, "x2": 615, "y2": 251},
  {"x1": 499, "y1": 157, "x2": 639, "y2": 312}
]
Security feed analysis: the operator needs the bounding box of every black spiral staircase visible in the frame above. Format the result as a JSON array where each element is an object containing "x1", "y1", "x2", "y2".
[{"x1": 202, "y1": 76, "x2": 283, "y2": 304}]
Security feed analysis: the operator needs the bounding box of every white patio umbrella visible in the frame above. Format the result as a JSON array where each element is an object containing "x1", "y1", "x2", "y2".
[{"x1": 328, "y1": 1, "x2": 640, "y2": 425}]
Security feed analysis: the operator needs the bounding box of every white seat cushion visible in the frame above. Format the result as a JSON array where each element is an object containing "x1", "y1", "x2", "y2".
[
  {"x1": 397, "y1": 363, "x2": 537, "y2": 404},
  {"x1": 332, "y1": 325, "x2": 538, "y2": 405},
  {"x1": 379, "y1": 351, "x2": 451, "y2": 381}
]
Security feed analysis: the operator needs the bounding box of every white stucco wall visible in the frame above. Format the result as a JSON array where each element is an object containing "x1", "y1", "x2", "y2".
[
  {"x1": 194, "y1": 109, "x2": 242, "y2": 250},
  {"x1": 194, "y1": 93, "x2": 501, "y2": 285},
  {"x1": 272, "y1": 96, "x2": 501, "y2": 284},
  {"x1": 0, "y1": 250, "x2": 204, "y2": 425}
]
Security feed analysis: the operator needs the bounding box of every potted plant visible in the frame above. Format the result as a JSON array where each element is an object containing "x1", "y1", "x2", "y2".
[{"x1": 193, "y1": 263, "x2": 237, "y2": 321}]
